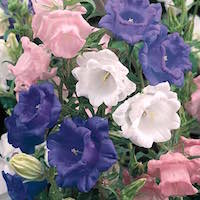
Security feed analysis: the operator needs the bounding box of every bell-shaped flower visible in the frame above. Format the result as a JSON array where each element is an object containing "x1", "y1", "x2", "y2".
[
  {"x1": 113, "y1": 82, "x2": 181, "y2": 148},
  {"x1": 72, "y1": 49, "x2": 136, "y2": 107},
  {"x1": 47, "y1": 117, "x2": 117, "y2": 192},
  {"x1": 0, "y1": 134, "x2": 21, "y2": 199},
  {"x1": 148, "y1": 152, "x2": 199, "y2": 197}
]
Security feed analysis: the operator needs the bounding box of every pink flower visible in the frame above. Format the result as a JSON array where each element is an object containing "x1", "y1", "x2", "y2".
[
  {"x1": 32, "y1": 9, "x2": 92, "y2": 59},
  {"x1": 178, "y1": 136, "x2": 200, "y2": 157},
  {"x1": 92, "y1": 28, "x2": 111, "y2": 49},
  {"x1": 8, "y1": 37, "x2": 56, "y2": 92},
  {"x1": 176, "y1": 136, "x2": 200, "y2": 185},
  {"x1": 185, "y1": 76, "x2": 200, "y2": 122},
  {"x1": 99, "y1": 34, "x2": 110, "y2": 49},
  {"x1": 135, "y1": 175, "x2": 168, "y2": 200},
  {"x1": 148, "y1": 152, "x2": 198, "y2": 197}
]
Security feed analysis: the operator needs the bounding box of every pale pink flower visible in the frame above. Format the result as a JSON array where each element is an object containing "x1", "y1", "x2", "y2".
[
  {"x1": 148, "y1": 152, "x2": 198, "y2": 197},
  {"x1": 176, "y1": 136, "x2": 200, "y2": 185},
  {"x1": 135, "y1": 175, "x2": 168, "y2": 200},
  {"x1": 32, "y1": 9, "x2": 92, "y2": 59},
  {"x1": 185, "y1": 76, "x2": 200, "y2": 122},
  {"x1": 178, "y1": 136, "x2": 200, "y2": 157},
  {"x1": 93, "y1": 28, "x2": 111, "y2": 49},
  {"x1": 99, "y1": 34, "x2": 110, "y2": 49},
  {"x1": 8, "y1": 37, "x2": 56, "y2": 92}
]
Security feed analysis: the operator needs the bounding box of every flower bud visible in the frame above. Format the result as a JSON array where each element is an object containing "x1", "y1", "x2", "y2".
[
  {"x1": 167, "y1": 7, "x2": 181, "y2": 32},
  {"x1": 0, "y1": 8, "x2": 9, "y2": 36},
  {"x1": 9, "y1": 153, "x2": 44, "y2": 181},
  {"x1": 6, "y1": 33, "x2": 19, "y2": 50},
  {"x1": 184, "y1": 18, "x2": 194, "y2": 41},
  {"x1": 121, "y1": 178, "x2": 146, "y2": 200}
]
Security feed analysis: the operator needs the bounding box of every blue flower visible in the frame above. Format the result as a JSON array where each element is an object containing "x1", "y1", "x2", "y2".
[
  {"x1": 139, "y1": 25, "x2": 192, "y2": 87},
  {"x1": 2, "y1": 172, "x2": 47, "y2": 200},
  {"x1": 99, "y1": 0, "x2": 162, "y2": 45},
  {"x1": 5, "y1": 82, "x2": 61, "y2": 154},
  {"x1": 47, "y1": 117, "x2": 117, "y2": 192}
]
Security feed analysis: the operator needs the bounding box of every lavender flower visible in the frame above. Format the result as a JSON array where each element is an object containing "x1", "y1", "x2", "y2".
[
  {"x1": 99, "y1": 0, "x2": 162, "y2": 45},
  {"x1": 47, "y1": 117, "x2": 117, "y2": 192},
  {"x1": 5, "y1": 82, "x2": 61, "y2": 154},
  {"x1": 139, "y1": 25, "x2": 192, "y2": 87}
]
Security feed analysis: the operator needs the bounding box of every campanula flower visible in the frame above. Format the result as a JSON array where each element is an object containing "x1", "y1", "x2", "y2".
[
  {"x1": 5, "y1": 82, "x2": 61, "y2": 154},
  {"x1": 32, "y1": 9, "x2": 92, "y2": 59},
  {"x1": 139, "y1": 25, "x2": 192, "y2": 87},
  {"x1": 72, "y1": 49, "x2": 136, "y2": 107},
  {"x1": 0, "y1": 134, "x2": 21, "y2": 199},
  {"x1": 8, "y1": 37, "x2": 57, "y2": 93},
  {"x1": 0, "y1": 39, "x2": 13, "y2": 91},
  {"x1": 148, "y1": 152, "x2": 199, "y2": 197},
  {"x1": 99, "y1": 0, "x2": 162, "y2": 45},
  {"x1": 2, "y1": 172, "x2": 47, "y2": 200},
  {"x1": 47, "y1": 117, "x2": 117, "y2": 192},
  {"x1": 112, "y1": 82, "x2": 181, "y2": 148}
]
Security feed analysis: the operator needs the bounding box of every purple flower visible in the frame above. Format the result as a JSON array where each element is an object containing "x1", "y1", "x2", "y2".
[
  {"x1": 99, "y1": 0, "x2": 162, "y2": 45},
  {"x1": 5, "y1": 82, "x2": 61, "y2": 154},
  {"x1": 139, "y1": 25, "x2": 192, "y2": 87},
  {"x1": 2, "y1": 172, "x2": 47, "y2": 200},
  {"x1": 47, "y1": 117, "x2": 117, "y2": 192}
]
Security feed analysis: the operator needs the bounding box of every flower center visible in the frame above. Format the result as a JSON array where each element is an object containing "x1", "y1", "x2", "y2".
[
  {"x1": 142, "y1": 110, "x2": 155, "y2": 120},
  {"x1": 71, "y1": 148, "x2": 82, "y2": 156},
  {"x1": 164, "y1": 56, "x2": 168, "y2": 62},
  {"x1": 35, "y1": 104, "x2": 40, "y2": 109},
  {"x1": 103, "y1": 72, "x2": 111, "y2": 82},
  {"x1": 128, "y1": 18, "x2": 134, "y2": 23}
]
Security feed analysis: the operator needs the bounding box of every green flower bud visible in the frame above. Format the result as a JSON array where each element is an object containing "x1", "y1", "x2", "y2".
[
  {"x1": 121, "y1": 178, "x2": 146, "y2": 200},
  {"x1": 184, "y1": 18, "x2": 194, "y2": 41},
  {"x1": 6, "y1": 33, "x2": 19, "y2": 50},
  {"x1": 0, "y1": 8, "x2": 9, "y2": 36},
  {"x1": 167, "y1": 7, "x2": 181, "y2": 33},
  {"x1": 9, "y1": 153, "x2": 44, "y2": 181}
]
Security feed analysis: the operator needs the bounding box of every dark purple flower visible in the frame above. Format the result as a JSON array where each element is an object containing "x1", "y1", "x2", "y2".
[
  {"x1": 5, "y1": 82, "x2": 61, "y2": 154},
  {"x1": 2, "y1": 172, "x2": 47, "y2": 200},
  {"x1": 139, "y1": 25, "x2": 192, "y2": 87},
  {"x1": 99, "y1": 0, "x2": 162, "y2": 45},
  {"x1": 47, "y1": 117, "x2": 117, "y2": 192}
]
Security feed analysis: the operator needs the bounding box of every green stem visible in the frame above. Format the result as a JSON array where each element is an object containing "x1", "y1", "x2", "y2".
[
  {"x1": 128, "y1": 46, "x2": 134, "y2": 72},
  {"x1": 193, "y1": 0, "x2": 200, "y2": 19}
]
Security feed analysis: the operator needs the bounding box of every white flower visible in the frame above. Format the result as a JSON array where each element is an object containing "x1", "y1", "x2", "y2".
[
  {"x1": 112, "y1": 82, "x2": 181, "y2": 148},
  {"x1": 158, "y1": 0, "x2": 193, "y2": 15},
  {"x1": 72, "y1": 49, "x2": 136, "y2": 107},
  {"x1": 192, "y1": 15, "x2": 200, "y2": 41},
  {"x1": 190, "y1": 15, "x2": 200, "y2": 62},
  {"x1": 0, "y1": 8, "x2": 9, "y2": 36},
  {"x1": 0, "y1": 40, "x2": 13, "y2": 91},
  {"x1": 0, "y1": 134, "x2": 21, "y2": 198}
]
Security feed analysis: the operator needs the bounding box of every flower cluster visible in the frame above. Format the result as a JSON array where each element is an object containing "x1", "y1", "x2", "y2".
[{"x1": 0, "y1": 0, "x2": 200, "y2": 199}]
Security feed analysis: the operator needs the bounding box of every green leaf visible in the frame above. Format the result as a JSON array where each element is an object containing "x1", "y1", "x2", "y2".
[
  {"x1": 49, "y1": 181, "x2": 63, "y2": 200},
  {"x1": 63, "y1": 0, "x2": 96, "y2": 17}
]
